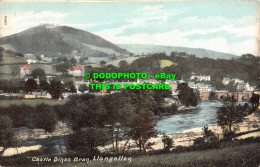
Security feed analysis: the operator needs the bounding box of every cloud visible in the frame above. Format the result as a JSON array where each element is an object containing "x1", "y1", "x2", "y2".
[
  {"x1": 138, "y1": 5, "x2": 163, "y2": 12},
  {"x1": 0, "y1": 11, "x2": 69, "y2": 37},
  {"x1": 94, "y1": 28, "x2": 258, "y2": 56},
  {"x1": 135, "y1": 5, "x2": 186, "y2": 23},
  {"x1": 92, "y1": 12, "x2": 258, "y2": 56},
  {"x1": 176, "y1": 15, "x2": 258, "y2": 33},
  {"x1": 182, "y1": 25, "x2": 258, "y2": 38}
]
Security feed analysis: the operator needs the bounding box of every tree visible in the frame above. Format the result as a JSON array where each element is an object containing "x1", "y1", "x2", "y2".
[
  {"x1": 32, "y1": 68, "x2": 46, "y2": 81},
  {"x1": 69, "y1": 58, "x2": 77, "y2": 66},
  {"x1": 201, "y1": 126, "x2": 218, "y2": 142},
  {"x1": 0, "y1": 46, "x2": 4, "y2": 52},
  {"x1": 100, "y1": 60, "x2": 107, "y2": 66},
  {"x1": 56, "y1": 63, "x2": 68, "y2": 74},
  {"x1": 36, "y1": 55, "x2": 42, "y2": 61},
  {"x1": 162, "y1": 134, "x2": 174, "y2": 151},
  {"x1": 15, "y1": 52, "x2": 24, "y2": 57},
  {"x1": 49, "y1": 79, "x2": 63, "y2": 99},
  {"x1": 0, "y1": 49, "x2": 3, "y2": 61},
  {"x1": 118, "y1": 60, "x2": 128, "y2": 69},
  {"x1": 177, "y1": 83, "x2": 198, "y2": 107},
  {"x1": 64, "y1": 81, "x2": 76, "y2": 93},
  {"x1": 226, "y1": 80, "x2": 237, "y2": 92},
  {"x1": 67, "y1": 128, "x2": 110, "y2": 155},
  {"x1": 130, "y1": 109, "x2": 156, "y2": 153},
  {"x1": 217, "y1": 96, "x2": 246, "y2": 139},
  {"x1": 250, "y1": 93, "x2": 259, "y2": 111},
  {"x1": 0, "y1": 115, "x2": 14, "y2": 156},
  {"x1": 36, "y1": 104, "x2": 57, "y2": 133},
  {"x1": 78, "y1": 84, "x2": 88, "y2": 93},
  {"x1": 39, "y1": 80, "x2": 49, "y2": 92},
  {"x1": 208, "y1": 91, "x2": 218, "y2": 101},
  {"x1": 25, "y1": 78, "x2": 37, "y2": 93},
  {"x1": 67, "y1": 97, "x2": 108, "y2": 157}
]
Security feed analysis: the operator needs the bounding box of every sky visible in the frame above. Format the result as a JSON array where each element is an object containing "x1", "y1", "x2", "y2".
[{"x1": 0, "y1": 1, "x2": 259, "y2": 56}]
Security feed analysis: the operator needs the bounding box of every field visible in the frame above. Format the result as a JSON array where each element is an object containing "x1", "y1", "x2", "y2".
[
  {"x1": 51, "y1": 143, "x2": 260, "y2": 167},
  {"x1": 29, "y1": 64, "x2": 57, "y2": 75},
  {"x1": 0, "y1": 53, "x2": 27, "y2": 79},
  {"x1": 160, "y1": 60, "x2": 177, "y2": 68},
  {"x1": 106, "y1": 56, "x2": 143, "y2": 67},
  {"x1": 0, "y1": 53, "x2": 27, "y2": 64},
  {"x1": 0, "y1": 52, "x2": 58, "y2": 80},
  {"x1": 0, "y1": 99, "x2": 66, "y2": 107}
]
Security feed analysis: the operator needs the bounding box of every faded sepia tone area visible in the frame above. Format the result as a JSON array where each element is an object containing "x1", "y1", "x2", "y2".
[{"x1": 0, "y1": 1, "x2": 259, "y2": 167}]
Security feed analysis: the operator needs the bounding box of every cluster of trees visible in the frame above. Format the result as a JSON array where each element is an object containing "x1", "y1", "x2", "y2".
[
  {"x1": 0, "y1": 68, "x2": 76, "y2": 99},
  {"x1": 0, "y1": 79, "x2": 25, "y2": 93},
  {"x1": 86, "y1": 52, "x2": 259, "y2": 90},
  {"x1": 0, "y1": 103, "x2": 58, "y2": 156},
  {"x1": 0, "y1": 46, "x2": 4, "y2": 61},
  {"x1": 217, "y1": 95, "x2": 253, "y2": 139},
  {"x1": 177, "y1": 83, "x2": 199, "y2": 107},
  {"x1": 63, "y1": 89, "x2": 176, "y2": 155},
  {"x1": 193, "y1": 94, "x2": 258, "y2": 147},
  {"x1": 5, "y1": 49, "x2": 24, "y2": 57},
  {"x1": 0, "y1": 104, "x2": 57, "y2": 132},
  {"x1": 24, "y1": 78, "x2": 75, "y2": 99},
  {"x1": 54, "y1": 57, "x2": 77, "y2": 74},
  {"x1": 0, "y1": 87, "x2": 177, "y2": 157},
  {"x1": 0, "y1": 89, "x2": 258, "y2": 157}
]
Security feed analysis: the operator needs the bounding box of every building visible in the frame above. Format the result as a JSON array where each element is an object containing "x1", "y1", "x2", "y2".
[
  {"x1": 196, "y1": 83, "x2": 215, "y2": 92},
  {"x1": 190, "y1": 74, "x2": 210, "y2": 81},
  {"x1": 20, "y1": 65, "x2": 30, "y2": 78},
  {"x1": 237, "y1": 83, "x2": 246, "y2": 91},
  {"x1": 26, "y1": 59, "x2": 38, "y2": 64},
  {"x1": 222, "y1": 78, "x2": 231, "y2": 85},
  {"x1": 188, "y1": 81, "x2": 197, "y2": 89},
  {"x1": 222, "y1": 78, "x2": 244, "y2": 85},
  {"x1": 68, "y1": 66, "x2": 83, "y2": 76},
  {"x1": 237, "y1": 82, "x2": 255, "y2": 92}
]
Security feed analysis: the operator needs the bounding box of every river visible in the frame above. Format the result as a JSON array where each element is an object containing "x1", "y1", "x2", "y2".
[
  {"x1": 155, "y1": 101, "x2": 223, "y2": 134},
  {"x1": 5, "y1": 101, "x2": 246, "y2": 157}
]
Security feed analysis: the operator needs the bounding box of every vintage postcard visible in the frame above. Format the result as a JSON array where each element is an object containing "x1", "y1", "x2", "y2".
[{"x1": 0, "y1": 0, "x2": 259, "y2": 166}]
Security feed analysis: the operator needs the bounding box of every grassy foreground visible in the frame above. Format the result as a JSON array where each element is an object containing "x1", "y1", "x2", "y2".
[
  {"x1": 0, "y1": 99, "x2": 66, "y2": 107},
  {"x1": 50, "y1": 143, "x2": 260, "y2": 167}
]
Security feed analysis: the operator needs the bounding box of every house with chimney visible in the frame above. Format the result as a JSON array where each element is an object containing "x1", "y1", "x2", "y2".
[{"x1": 68, "y1": 66, "x2": 83, "y2": 76}]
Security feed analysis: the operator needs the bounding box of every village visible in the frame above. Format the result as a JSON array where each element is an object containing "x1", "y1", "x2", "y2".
[{"x1": 2, "y1": 58, "x2": 256, "y2": 103}]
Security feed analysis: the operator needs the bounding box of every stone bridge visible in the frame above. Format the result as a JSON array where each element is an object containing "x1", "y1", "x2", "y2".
[{"x1": 200, "y1": 91, "x2": 253, "y2": 102}]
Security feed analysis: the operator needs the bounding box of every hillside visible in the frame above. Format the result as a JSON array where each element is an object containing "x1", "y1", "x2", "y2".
[
  {"x1": 118, "y1": 44, "x2": 238, "y2": 60},
  {"x1": 0, "y1": 25, "x2": 131, "y2": 58},
  {"x1": 40, "y1": 143, "x2": 260, "y2": 167}
]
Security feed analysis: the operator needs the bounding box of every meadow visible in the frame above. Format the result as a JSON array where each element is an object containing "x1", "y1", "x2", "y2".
[
  {"x1": 49, "y1": 142, "x2": 260, "y2": 167},
  {"x1": 0, "y1": 99, "x2": 66, "y2": 107}
]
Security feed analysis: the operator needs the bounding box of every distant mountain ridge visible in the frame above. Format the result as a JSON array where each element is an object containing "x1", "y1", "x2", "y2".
[
  {"x1": 118, "y1": 44, "x2": 238, "y2": 60},
  {"x1": 0, "y1": 25, "x2": 131, "y2": 58}
]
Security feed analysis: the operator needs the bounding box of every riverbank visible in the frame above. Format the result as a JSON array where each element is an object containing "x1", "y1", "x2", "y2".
[
  {"x1": 99, "y1": 110, "x2": 260, "y2": 152},
  {"x1": 1, "y1": 102, "x2": 259, "y2": 157},
  {"x1": 0, "y1": 122, "x2": 72, "y2": 157}
]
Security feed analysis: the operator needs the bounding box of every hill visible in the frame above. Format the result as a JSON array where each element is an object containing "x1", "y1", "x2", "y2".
[
  {"x1": 118, "y1": 44, "x2": 238, "y2": 60},
  {"x1": 0, "y1": 25, "x2": 131, "y2": 59}
]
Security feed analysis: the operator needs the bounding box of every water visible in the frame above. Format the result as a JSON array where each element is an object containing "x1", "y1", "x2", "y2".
[{"x1": 155, "y1": 101, "x2": 223, "y2": 134}]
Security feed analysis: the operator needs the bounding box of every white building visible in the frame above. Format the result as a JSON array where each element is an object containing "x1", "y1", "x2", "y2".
[
  {"x1": 190, "y1": 74, "x2": 211, "y2": 81},
  {"x1": 68, "y1": 66, "x2": 83, "y2": 76},
  {"x1": 222, "y1": 78, "x2": 244, "y2": 85},
  {"x1": 27, "y1": 59, "x2": 38, "y2": 64}
]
